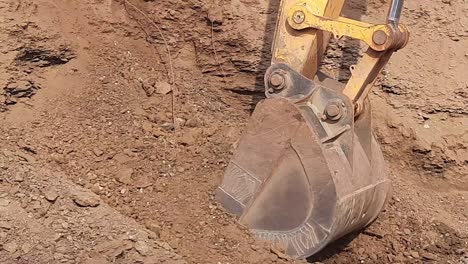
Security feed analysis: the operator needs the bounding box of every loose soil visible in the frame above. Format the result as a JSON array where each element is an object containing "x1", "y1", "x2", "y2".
[{"x1": 0, "y1": 0, "x2": 466, "y2": 263}]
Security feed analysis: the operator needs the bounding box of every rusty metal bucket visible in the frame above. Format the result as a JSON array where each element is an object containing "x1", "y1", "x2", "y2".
[{"x1": 216, "y1": 63, "x2": 390, "y2": 259}]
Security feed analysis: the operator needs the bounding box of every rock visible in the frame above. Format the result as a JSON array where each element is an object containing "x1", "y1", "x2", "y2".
[
  {"x1": 412, "y1": 138, "x2": 432, "y2": 154},
  {"x1": 134, "y1": 241, "x2": 150, "y2": 256},
  {"x1": 142, "y1": 121, "x2": 154, "y2": 133},
  {"x1": 14, "y1": 151, "x2": 36, "y2": 163},
  {"x1": 3, "y1": 241, "x2": 18, "y2": 253},
  {"x1": 410, "y1": 251, "x2": 420, "y2": 259},
  {"x1": 113, "y1": 153, "x2": 133, "y2": 164},
  {"x1": 95, "y1": 240, "x2": 133, "y2": 258},
  {"x1": 140, "y1": 79, "x2": 156, "y2": 97},
  {"x1": 394, "y1": 253, "x2": 405, "y2": 262},
  {"x1": 91, "y1": 183, "x2": 103, "y2": 194},
  {"x1": 54, "y1": 253, "x2": 65, "y2": 260},
  {"x1": 115, "y1": 168, "x2": 133, "y2": 184},
  {"x1": 56, "y1": 246, "x2": 68, "y2": 254},
  {"x1": 175, "y1": 118, "x2": 186, "y2": 127},
  {"x1": 155, "y1": 81, "x2": 172, "y2": 95},
  {"x1": 403, "y1": 228, "x2": 411, "y2": 235},
  {"x1": 21, "y1": 243, "x2": 32, "y2": 253},
  {"x1": 93, "y1": 148, "x2": 104, "y2": 157},
  {"x1": 144, "y1": 220, "x2": 161, "y2": 238},
  {"x1": 270, "y1": 246, "x2": 290, "y2": 260},
  {"x1": 207, "y1": 4, "x2": 223, "y2": 25},
  {"x1": 0, "y1": 198, "x2": 11, "y2": 207},
  {"x1": 134, "y1": 174, "x2": 153, "y2": 188},
  {"x1": 4, "y1": 80, "x2": 38, "y2": 98},
  {"x1": 43, "y1": 189, "x2": 59, "y2": 202},
  {"x1": 421, "y1": 252, "x2": 437, "y2": 261},
  {"x1": 0, "y1": 221, "x2": 12, "y2": 229},
  {"x1": 13, "y1": 173, "x2": 24, "y2": 182},
  {"x1": 186, "y1": 118, "x2": 200, "y2": 128},
  {"x1": 168, "y1": 239, "x2": 179, "y2": 249},
  {"x1": 72, "y1": 192, "x2": 100, "y2": 207},
  {"x1": 369, "y1": 253, "x2": 378, "y2": 261},
  {"x1": 357, "y1": 247, "x2": 365, "y2": 255},
  {"x1": 160, "y1": 122, "x2": 175, "y2": 131},
  {"x1": 178, "y1": 130, "x2": 198, "y2": 146}
]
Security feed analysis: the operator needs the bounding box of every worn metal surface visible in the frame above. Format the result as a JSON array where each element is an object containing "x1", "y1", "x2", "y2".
[
  {"x1": 217, "y1": 0, "x2": 408, "y2": 259},
  {"x1": 285, "y1": 0, "x2": 409, "y2": 114},
  {"x1": 217, "y1": 65, "x2": 390, "y2": 258},
  {"x1": 272, "y1": 0, "x2": 346, "y2": 79}
]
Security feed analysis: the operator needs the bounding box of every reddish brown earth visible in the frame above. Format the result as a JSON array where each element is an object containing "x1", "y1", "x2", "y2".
[{"x1": 0, "y1": 0, "x2": 466, "y2": 263}]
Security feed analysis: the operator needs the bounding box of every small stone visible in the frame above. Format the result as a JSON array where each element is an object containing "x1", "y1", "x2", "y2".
[
  {"x1": 3, "y1": 241, "x2": 18, "y2": 253},
  {"x1": 44, "y1": 189, "x2": 59, "y2": 202},
  {"x1": 56, "y1": 246, "x2": 68, "y2": 254},
  {"x1": 175, "y1": 118, "x2": 186, "y2": 127},
  {"x1": 250, "y1": 244, "x2": 260, "y2": 251},
  {"x1": 207, "y1": 6, "x2": 224, "y2": 25},
  {"x1": 155, "y1": 81, "x2": 172, "y2": 95},
  {"x1": 0, "y1": 221, "x2": 12, "y2": 229},
  {"x1": 160, "y1": 122, "x2": 175, "y2": 131},
  {"x1": 357, "y1": 247, "x2": 365, "y2": 255},
  {"x1": 142, "y1": 121, "x2": 153, "y2": 133},
  {"x1": 53, "y1": 234, "x2": 62, "y2": 241},
  {"x1": 72, "y1": 192, "x2": 100, "y2": 207},
  {"x1": 15, "y1": 151, "x2": 36, "y2": 163},
  {"x1": 144, "y1": 221, "x2": 161, "y2": 238},
  {"x1": 54, "y1": 253, "x2": 65, "y2": 260},
  {"x1": 403, "y1": 228, "x2": 411, "y2": 235},
  {"x1": 395, "y1": 253, "x2": 405, "y2": 262},
  {"x1": 91, "y1": 183, "x2": 103, "y2": 195},
  {"x1": 21, "y1": 243, "x2": 32, "y2": 253},
  {"x1": 115, "y1": 168, "x2": 133, "y2": 184},
  {"x1": 151, "y1": 128, "x2": 166, "y2": 138},
  {"x1": 270, "y1": 246, "x2": 290, "y2": 260},
  {"x1": 410, "y1": 251, "x2": 420, "y2": 259},
  {"x1": 134, "y1": 241, "x2": 150, "y2": 256},
  {"x1": 369, "y1": 253, "x2": 378, "y2": 261},
  {"x1": 93, "y1": 148, "x2": 104, "y2": 157},
  {"x1": 134, "y1": 174, "x2": 153, "y2": 188},
  {"x1": 113, "y1": 153, "x2": 132, "y2": 164},
  {"x1": 168, "y1": 239, "x2": 179, "y2": 249},
  {"x1": 178, "y1": 131, "x2": 197, "y2": 146},
  {"x1": 0, "y1": 198, "x2": 11, "y2": 207},
  {"x1": 421, "y1": 252, "x2": 437, "y2": 261},
  {"x1": 186, "y1": 118, "x2": 200, "y2": 128}
]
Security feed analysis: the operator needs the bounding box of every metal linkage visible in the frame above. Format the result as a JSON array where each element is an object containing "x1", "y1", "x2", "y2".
[{"x1": 285, "y1": 0, "x2": 409, "y2": 115}]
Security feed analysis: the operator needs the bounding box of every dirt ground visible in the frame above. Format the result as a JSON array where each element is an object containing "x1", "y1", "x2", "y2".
[{"x1": 0, "y1": 0, "x2": 467, "y2": 263}]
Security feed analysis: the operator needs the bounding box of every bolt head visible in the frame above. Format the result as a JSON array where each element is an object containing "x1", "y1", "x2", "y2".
[
  {"x1": 293, "y1": 11, "x2": 306, "y2": 24},
  {"x1": 373, "y1": 30, "x2": 388, "y2": 45},
  {"x1": 325, "y1": 102, "x2": 344, "y2": 120},
  {"x1": 270, "y1": 73, "x2": 285, "y2": 88},
  {"x1": 326, "y1": 104, "x2": 340, "y2": 117}
]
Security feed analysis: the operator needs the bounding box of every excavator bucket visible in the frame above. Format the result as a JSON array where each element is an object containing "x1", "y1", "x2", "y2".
[
  {"x1": 216, "y1": 0, "x2": 408, "y2": 259},
  {"x1": 216, "y1": 64, "x2": 390, "y2": 258}
]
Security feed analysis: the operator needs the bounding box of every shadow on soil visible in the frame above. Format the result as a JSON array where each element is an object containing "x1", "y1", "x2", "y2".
[{"x1": 306, "y1": 232, "x2": 360, "y2": 263}]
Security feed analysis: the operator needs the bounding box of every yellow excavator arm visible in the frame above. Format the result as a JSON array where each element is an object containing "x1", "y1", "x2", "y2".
[{"x1": 217, "y1": 0, "x2": 409, "y2": 259}]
